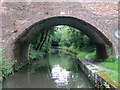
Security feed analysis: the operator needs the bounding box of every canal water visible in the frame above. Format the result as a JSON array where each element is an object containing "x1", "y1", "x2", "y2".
[{"x1": 2, "y1": 50, "x2": 93, "y2": 88}]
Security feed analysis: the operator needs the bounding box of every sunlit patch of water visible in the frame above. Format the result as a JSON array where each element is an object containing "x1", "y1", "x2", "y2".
[{"x1": 51, "y1": 65, "x2": 70, "y2": 87}]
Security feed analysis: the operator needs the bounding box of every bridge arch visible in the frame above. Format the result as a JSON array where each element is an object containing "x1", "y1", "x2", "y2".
[{"x1": 6, "y1": 16, "x2": 112, "y2": 67}]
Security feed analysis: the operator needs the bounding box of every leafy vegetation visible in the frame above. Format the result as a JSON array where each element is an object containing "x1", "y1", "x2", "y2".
[
  {"x1": 87, "y1": 51, "x2": 118, "y2": 82},
  {"x1": 29, "y1": 28, "x2": 56, "y2": 60},
  {"x1": 101, "y1": 61, "x2": 118, "y2": 71},
  {"x1": 29, "y1": 59, "x2": 50, "y2": 74},
  {"x1": 29, "y1": 25, "x2": 95, "y2": 61},
  {"x1": 99, "y1": 55, "x2": 118, "y2": 82},
  {"x1": 52, "y1": 26, "x2": 95, "y2": 52},
  {"x1": 101, "y1": 55, "x2": 118, "y2": 71},
  {"x1": 84, "y1": 48, "x2": 118, "y2": 82},
  {"x1": 14, "y1": 29, "x2": 17, "y2": 33},
  {"x1": 2, "y1": 25, "x2": 118, "y2": 84},
  {"x1": 0, "y1": 47, "x2": 15, "y2": 81},
  {"x1": 88, "y1": 51, "x2": 96, "y2": 59},
  {"x1": 1, "y1": 24, "x2": 119, "y2": 88},
  {"x1": 29, "y1": 45, "x2": 45, "y2": 60},
  {"x1": 45, "y1": 11, "x2": 49, "y2": 14},
  {"x1": 77, "y1": 52, "x2": 88, "y2": 58},
  {"x1": 103, "y1": 70, "x2": 118, "y2": 82},
  {"x1": 13, "y1": 20, "x2": 16, "y2": 25}
]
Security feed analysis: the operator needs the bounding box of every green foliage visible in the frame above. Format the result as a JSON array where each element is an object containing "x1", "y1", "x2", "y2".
[
  {"x1": 100, "y1": 55, "x2": 118, "y2": 82},
  {"x1": 88, "y1": 51, "x2": 96, "y2": 59},
  {"x1": 13, "y1": 20, "x2": 16, "y2": 25},
  {"x1": 23, "y1": 5, "x2": 25, "y2": 7},
  {"x1": 15, "y1": 63, "x2": 24, "y2": 71},
  {"x1": 45, "y1": 11, "x2": 49, "y2": 14},
  {"x1": 51, "y1": 29, "x2": 62, "y2": 46},
  {"x1": 30, "y1": 25, "x2": 95, "y2": 63},
  {"x1": 101, "y1": 61, "x2": 118, "y2": 71},
  {"x1": 106, "y1": 55, "x2": 118, "y2": 62},
  {"x1": 29, "y1": 45, "x2": 44, "y2": 60},
  {"x1": 62, "y1": 46, "x2": 80, "y2": 55},
  {"x1": 50, "y1": 25, "x2": 95, "y2": 52},
  {"x1": 77, "y1": 52, "x2": 88, "y2": 58},
  {"x1": 96, "y1": 58, "x2": 105, "y2": 62},
  {"x1": 49, "y1": 25, "x2": 95, "y2": 59},
  {"x1": 29, "y1": 59, "x2": 49, "y2": 74},
  {"x1": 29, "y1": 28, "x2": 57, "y2": 61},
  {"x1": 31, "y1": 34, "x2": 43, "y2": 49},
  {"x1": 101, "y1": 55, "x2": 118, "y2": 70},
  {"x1": 102, "y1": 69, "x2": 118, "y2": 82},
  {"x1": 0, "y1": 69, "x2": 2, "y2": 81},
  {"x1": 105, "y1": 70, "x2": 118, "y2": 82},
  {"x1": 14, "y1": 29, "x2": 17, "y2": 33},
  {"x1": 82, "y1": 35, "x2": 95, "y2": 52},
  {"x1": 0, "y1": 47, "x2": 15, "y2": 81}
]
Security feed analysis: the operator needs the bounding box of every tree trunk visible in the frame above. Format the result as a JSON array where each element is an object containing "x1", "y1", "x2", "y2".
[
  {"x1": 39, "y1": 31, "x2": 48, "y2": 50},
  {"x1": 36, "y1": 32, "x2": 44, "y2": 50},
  {"x1": 47, "y1": 33, "x2": 51, "y2": 42}
]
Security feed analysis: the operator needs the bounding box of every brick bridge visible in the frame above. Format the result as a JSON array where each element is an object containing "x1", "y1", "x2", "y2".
[{"x1": 1, "y1": 0, "x2": 119, "y2": 67}]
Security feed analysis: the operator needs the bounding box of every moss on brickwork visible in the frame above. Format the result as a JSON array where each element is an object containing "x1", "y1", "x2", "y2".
[{"x1": 98, "y1": 71, "x2": 119, "y2": 88}]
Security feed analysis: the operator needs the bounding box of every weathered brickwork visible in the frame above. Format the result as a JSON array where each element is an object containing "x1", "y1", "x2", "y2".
[
  {"x1": 82, "y1": 2, "x2": 118, "y2": 16},
  {"x1": 0, "y1": 1, "x2": 119, "y2": 66}
]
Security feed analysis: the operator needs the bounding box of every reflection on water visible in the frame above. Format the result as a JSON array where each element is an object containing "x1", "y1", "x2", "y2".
[
  {"x1": 2, "y1": 50, "x2": 94, "y2": 88},
  {"x1": 51, "y1": 65, "x2": 70, "y2": 87}
]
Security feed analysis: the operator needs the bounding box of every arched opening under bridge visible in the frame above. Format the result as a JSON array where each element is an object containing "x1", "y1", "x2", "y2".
[{"x1": 13, "y1": 16, "x2": 112, "y2": 67}]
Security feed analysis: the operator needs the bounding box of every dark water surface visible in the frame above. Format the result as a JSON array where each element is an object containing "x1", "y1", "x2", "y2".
[{"x1": 2, "y1": 50, "x2": 93, "y2": 88}]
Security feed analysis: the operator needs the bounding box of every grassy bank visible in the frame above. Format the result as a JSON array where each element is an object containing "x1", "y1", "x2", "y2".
[
  {"x1": 101, "y1": 56, "x2": 118, "y2": 70},
  {"x1": 88, "y1": 52, "x2": 118, "y2": 83},
  {"x1": 77, "y1": 52, "x2": 88, "y2": 58},
  {"x1": 62, "y1": 46, "x2": 88, "y2": 58},
  {"x1": 88, "y1": 51, "x2": 96, "y2": 59},
  {"x1": 63, "y1": 46, "x2": 118, "y2": 83},
  {"x1": 100, "y1": 56, "x2": 118, "y2": 83}
]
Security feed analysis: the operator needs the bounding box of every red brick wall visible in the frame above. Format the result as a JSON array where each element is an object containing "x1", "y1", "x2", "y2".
[{"x1": 1, "y1": 1, "x2": 119, "y2": 60}]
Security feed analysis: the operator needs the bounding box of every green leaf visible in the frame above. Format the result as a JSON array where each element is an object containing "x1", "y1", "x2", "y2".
[{"x1": 13, "y1": 20, "x2": 16, "y2": 25}]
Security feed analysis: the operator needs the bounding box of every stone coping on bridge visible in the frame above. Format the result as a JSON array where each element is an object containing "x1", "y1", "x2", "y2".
[
  {"x1": 1, "y1": 0, "x2": 119, "y2": 2},
  {"x1": 77, "y1": 58, "x2": 119, "y2": 89}
]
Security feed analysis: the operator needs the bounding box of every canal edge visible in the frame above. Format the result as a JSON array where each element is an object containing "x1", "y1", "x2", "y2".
[{"x1": 77, "y1": 58, "x2": 118, "y2": 89}]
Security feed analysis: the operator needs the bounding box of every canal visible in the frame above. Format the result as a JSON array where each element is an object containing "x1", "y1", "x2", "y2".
[{"x1": 2, "y1": 49, "x2": 94, "y2": 88}]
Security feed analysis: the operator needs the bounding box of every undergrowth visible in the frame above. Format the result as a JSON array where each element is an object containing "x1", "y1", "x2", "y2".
[
  {"x1": 0, "y1": 47, "x2": 15, "y2": 81},
  {"x1": 62, "y1": 46, "x2": 89, "y2": 59},
  {"x1": 77, "y1": 52, "x2": 88, "y2": 58},
  {"x1": 63, "y1": 46, "x2": 119, "y2": 83},
  {"x1": 101, "y1": 55, "x2": 118, "y2": 71},
  {"x1": 100, "y1": 55, "x2": 118, "y2": 83},
  {"x1": 88, "y1": 51, "x2": 96, "y2": 59}
]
